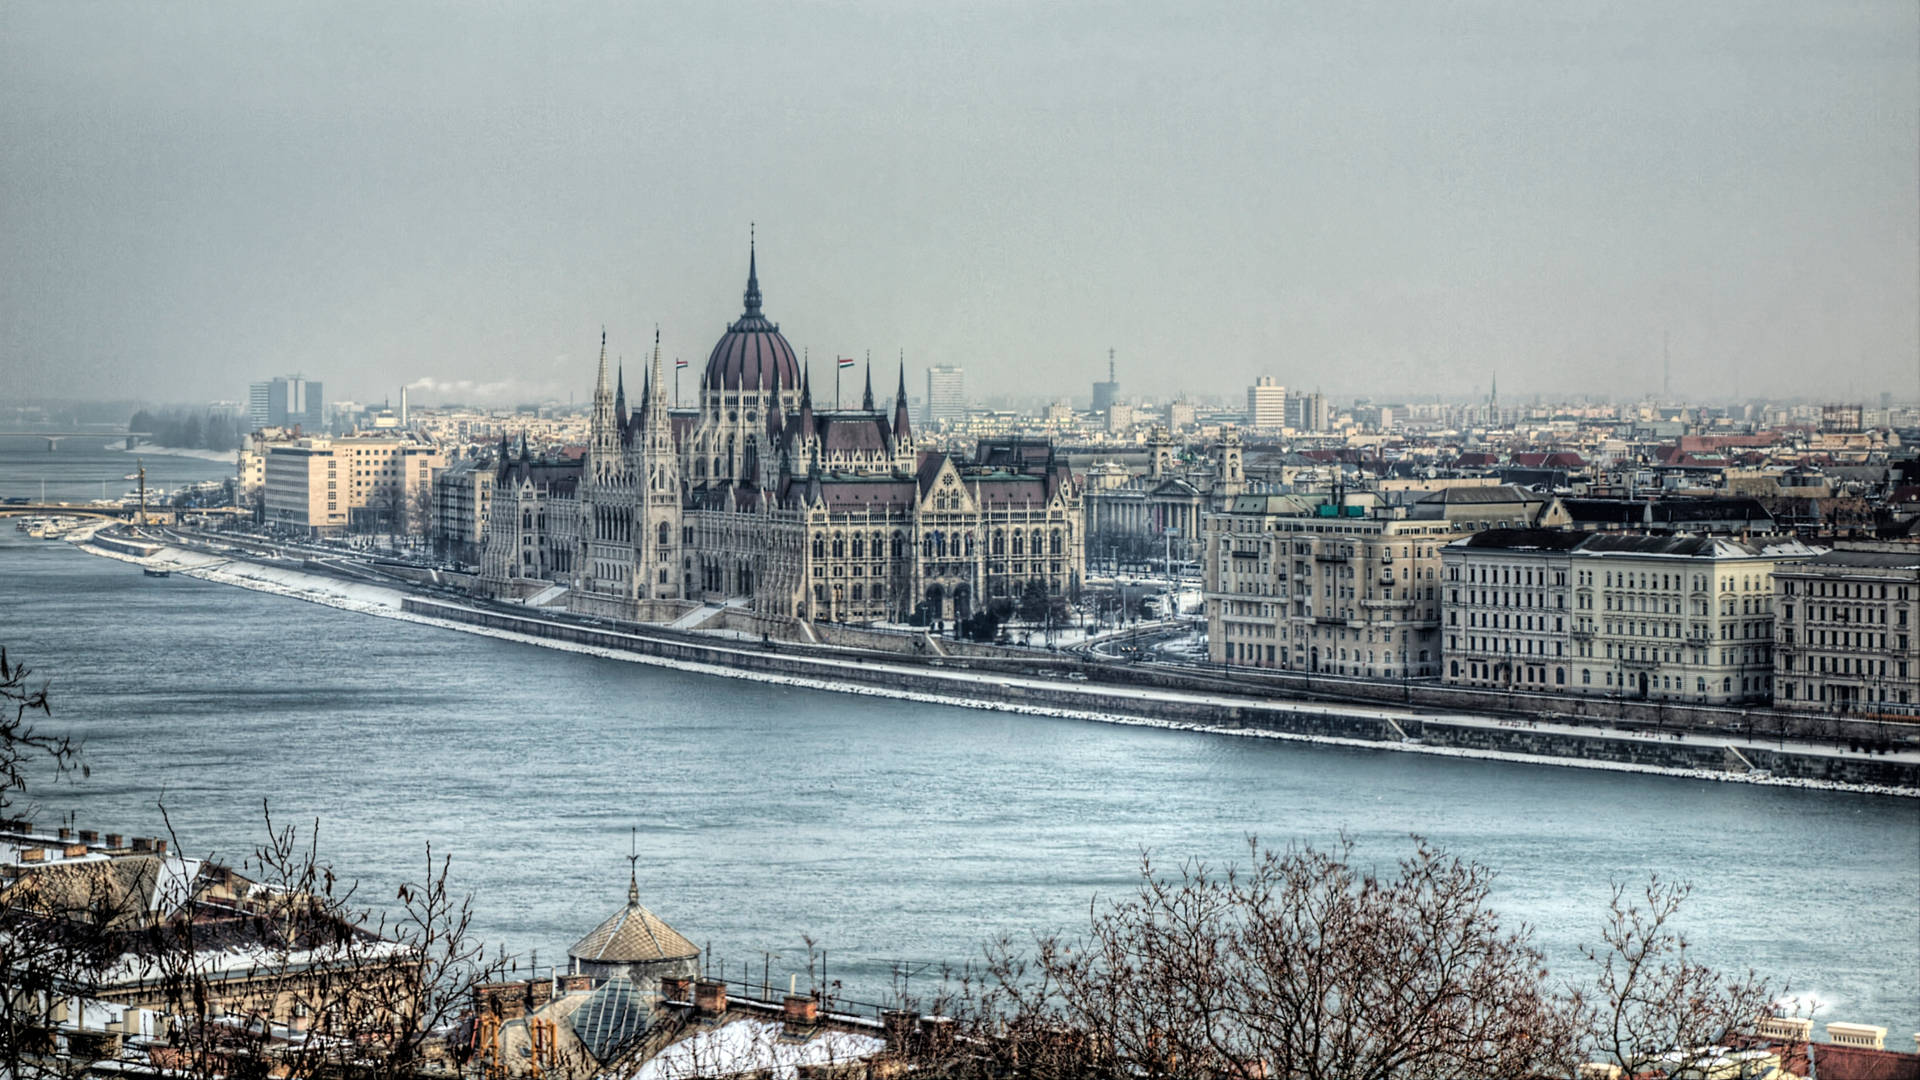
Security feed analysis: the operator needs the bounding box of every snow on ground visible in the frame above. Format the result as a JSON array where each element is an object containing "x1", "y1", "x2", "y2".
[
  {"x1": 67, "y1": 534, "x2": 1917, "y2": 798},
  {"x1": 110, "y1": 441, "x2": 240, "y2": 464}
]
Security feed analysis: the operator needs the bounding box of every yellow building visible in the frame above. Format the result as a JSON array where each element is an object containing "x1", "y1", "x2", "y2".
[{"x1": 263, "y1": 435, "x2": 444, "y2": 537}]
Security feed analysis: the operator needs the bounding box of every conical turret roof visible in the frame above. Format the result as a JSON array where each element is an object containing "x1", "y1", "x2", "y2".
[{"x1": 568, "y1": 874, "x2": 699, "y2": 965}]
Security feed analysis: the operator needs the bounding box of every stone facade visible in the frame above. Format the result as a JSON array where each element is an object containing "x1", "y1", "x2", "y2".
[
  {"x1": 478, "y1": 246, "x2": 1085, "y2": 626},
  {"x1": 1442, "y1": 530, "x2": 1820, "y2": 704},
  {"x1": 1772, "y1": 542, "x2": 1920, "y2": 714}
]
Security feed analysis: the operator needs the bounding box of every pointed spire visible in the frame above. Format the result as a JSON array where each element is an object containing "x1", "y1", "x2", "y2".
[
  {"x1": 893, "y1": 356, "x2": 913, "y2": 444},
  {"x1": 742, "y1": 223, "x2": 763, "y2": 319},
  {"x1": 615, "y1": 361, "x2": 628, "y2": 426},
  {"x1": 519, "y1": 431, "x2": 530, "y2": 463},
  {"x1": 767, "y1": 365, "x2": 784, "y2": 437},
  {"x1": 627, "y1": 827, "x2": 640, "y2": 906},
  {"x1": 861, "y1": 358, "x2": 875, "y2": 411},
  {"x1": 595, "y1": 327, "x2": 610, "y2": 396},
  {"x1": 799, "y1": 362, "x2": 815, "y2": 437}
]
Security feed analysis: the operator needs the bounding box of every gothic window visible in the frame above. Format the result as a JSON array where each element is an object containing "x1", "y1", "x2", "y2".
[
  {"x1": 658, "y1": 521, "x2": 669, "y2": 546},
  {"x1": 1012, "y1": 532, "x2": 1024, "y2": 556},
  {"x1": 993, "y1": 530, "x2": 1004, "y2": 555},
  {"x1": 892, "y1": 531, "x2": 905, "y2": 557},
  {"x1": 964, "y1": 533, "x2": 974, "y2": 556},
  {"x1": 812, "y1": 535, "x2": 825, "y2": 559},
  {"x1": 852, "y1": 535, "x2": 864, "y2": 558},
  {"x1": 1051, "y1": 530, "x2": 1062, "y2": 555}
]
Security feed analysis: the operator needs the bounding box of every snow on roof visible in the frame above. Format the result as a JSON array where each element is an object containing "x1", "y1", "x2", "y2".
[{"x1": 624, "y1": 1017, "x2": 885, "y2": 1080}]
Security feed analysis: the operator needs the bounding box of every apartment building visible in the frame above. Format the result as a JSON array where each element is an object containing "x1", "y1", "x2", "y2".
[
  {"x1": 1203, "y1": 485, "x2": 1565, "y2": 679},
  {"x1": 1772, "y1": 543, "x2": 1920, "y2": 714},
  {"x1": 262, "y1": 435, "x2": 443, "y2": 537},
  {"x1": 1245, "y1": 376, "x2": 1286, "y2": 429},
  {"x1": 431, "y1": 457, "x2": 496, "y2": 565},
  {"x1": 1441, "y1": 530, "x2": 1818, "y2": 703}
]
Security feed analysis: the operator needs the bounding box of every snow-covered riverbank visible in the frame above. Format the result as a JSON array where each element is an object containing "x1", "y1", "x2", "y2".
[
  {"x1": 111, "y1": 441, "x2": 238, "y2": 465},
  {"x1": 71, "y1": 534, "x2": 1918, "y2": 799}
]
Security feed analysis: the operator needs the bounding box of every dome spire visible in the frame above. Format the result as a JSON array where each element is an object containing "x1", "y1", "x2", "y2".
[
  {"x1": 627, "y1": 827, "x2": 639, "y2": 906},
  {"x1": 742, "y1": 222, "x2": 763, "y2": 318}
]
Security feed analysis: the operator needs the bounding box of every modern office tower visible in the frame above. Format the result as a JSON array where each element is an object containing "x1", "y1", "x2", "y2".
[{"x1": 1246, "y1": 376, "x2": 1287, "y2": 429}]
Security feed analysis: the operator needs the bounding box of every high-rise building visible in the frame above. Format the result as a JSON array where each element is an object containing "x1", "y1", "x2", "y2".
[
  {"x1": 1246, "y1": 376, "x2": 1286, "y2": 429},
  {"x1": 1091, "y1": 348, "x2": 1120, "y2": 415},
  {"x1": 248, "y1": 375, "x2": 325, "y2": 433},
  {"x1": 924, "y1": 365, "x2": 965, "y2": 427},
  {"x1": 1286, "y1": 391, "x2": 1328, "y2": 433}
]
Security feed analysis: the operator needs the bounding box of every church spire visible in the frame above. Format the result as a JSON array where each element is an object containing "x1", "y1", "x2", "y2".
[
  {"x1": 615, "y1": 361, "x2": 628, "y2": 426},
  {"x1": 862, "y1": 355, "x2": 874, "y2": 410},
  {"x1": 742, "y1": 223, "x2": 763, "y2": 318}
]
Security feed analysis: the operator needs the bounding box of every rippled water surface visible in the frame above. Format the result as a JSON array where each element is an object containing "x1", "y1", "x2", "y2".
[{"x1": 2, "y1": 446, "x2": 1916, "y2": 1031}]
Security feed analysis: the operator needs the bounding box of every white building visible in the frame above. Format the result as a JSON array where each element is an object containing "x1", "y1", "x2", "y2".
[
  {"x1": 924, "y1": 365, "x2": 965, "y2": 427},
  {"x1": 1246, "y1": 376, "x2": 1286, "y2": 429},
  {"x1": 1772, "y1": 542, "x2": 1920, "y2": 714},
  {"x1": 1441, "y1": 530, "x2": 1819, "y2": 703}
]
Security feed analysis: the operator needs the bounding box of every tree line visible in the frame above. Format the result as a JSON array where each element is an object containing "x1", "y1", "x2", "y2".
[{"x1": 127, "y1": 409, "x2": 245, "y2": 452}]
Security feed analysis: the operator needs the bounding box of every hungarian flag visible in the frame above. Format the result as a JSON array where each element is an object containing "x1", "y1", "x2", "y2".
[
  {"x1": 674, "y1": 358, "x2": 688, "y2": 370},
  {"x1": 837, "y1": 356, "x2": 856, "y2": 370}
]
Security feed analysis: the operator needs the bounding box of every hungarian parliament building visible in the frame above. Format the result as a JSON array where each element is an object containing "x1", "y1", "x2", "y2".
[{"x1": 479, "y1": 244, "x2": 1085, "y2": 626}]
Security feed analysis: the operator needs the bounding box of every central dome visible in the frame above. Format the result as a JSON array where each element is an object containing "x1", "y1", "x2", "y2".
[{"x1": 703, "y1": 242, "x2": 802, "y2": 393}]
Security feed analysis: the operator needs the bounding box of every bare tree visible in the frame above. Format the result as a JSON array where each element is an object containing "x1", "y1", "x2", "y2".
[
  {"x1": 927, "y1": 836, "x2": 1585, "y2": 1080},
  {"x1": 134, "y1": 804, "x2": 508, "y2": 1080},
  {"x1": 0, "y1": 648, "x2": 78, "y2": 815},
  {"x1": 1580, "y1": 877, "x2": 1781, "y2": 1079}
]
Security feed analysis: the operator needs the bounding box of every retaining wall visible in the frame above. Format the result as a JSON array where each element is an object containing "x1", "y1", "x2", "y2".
[{"x1": 400, "y1": 598, "x2": 1919, "y2": 791}]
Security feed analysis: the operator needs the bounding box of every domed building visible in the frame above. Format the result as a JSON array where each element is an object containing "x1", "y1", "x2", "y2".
[
  {"x1": 482, "y1": 232, "x2": 1086, "y2": 629},
  {"x1": 567, "y1": 871, "x2": 700, "y2": 990}
]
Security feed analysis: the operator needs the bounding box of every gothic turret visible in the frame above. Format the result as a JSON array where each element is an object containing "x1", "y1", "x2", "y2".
[
  {"x1": 861, "y1": 361, "x2": 875, "y2": 411},
  {"x1": 892, "y1": 360, "x2": 913, "y2": 446}
]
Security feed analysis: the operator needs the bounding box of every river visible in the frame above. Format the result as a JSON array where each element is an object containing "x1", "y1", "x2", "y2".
[{"x1": 2, "y1": 443, "x2": 1916, "y2": 1032}]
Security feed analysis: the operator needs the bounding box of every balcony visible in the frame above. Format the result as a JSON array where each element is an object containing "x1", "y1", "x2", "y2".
[{"x1": 1315, "y1": 550, "x2": 1349, "y2": 563}]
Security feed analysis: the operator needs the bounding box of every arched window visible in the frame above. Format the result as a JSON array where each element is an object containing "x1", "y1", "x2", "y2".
[
  {"x1": 1051, "y1": 530, "x2": 1063, "y2": 555},
  {"x1": 892, "y1": 531, "x2": 905, "y2": 557},
  {"x1": 832, "y1": 533, "x2": 845, "y2": 558},
  {"x1": 812, "y1": 535, "x2": 825, "y2": 559},
  {"x1": 657, "y1": 520, "x2": 669, "y2": 546},
  {"x1": 993, "y1": 530, "x2": 1005, "y2": 555},
  {"x1": 1012, "y1": 532, "x2": 1025, "y2": 556},
  {"x1": 852, "y1": 535, "x2": 864, "y2": 558}
]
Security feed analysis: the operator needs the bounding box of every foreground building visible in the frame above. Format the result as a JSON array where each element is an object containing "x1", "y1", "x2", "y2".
[
  {"x1": 1441, "y1": 530, "x2": 1819, "y2": 702},
  {"x1": 1771, "y1": 542, "x2": 1920, "y2": 714},
  {"x1": 481, "y1": 245, "x2": 1084, "y2": 626}
]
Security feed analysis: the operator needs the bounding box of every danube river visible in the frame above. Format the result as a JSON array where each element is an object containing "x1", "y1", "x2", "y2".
[{"x1": 2, "y1": 447, "x2": 1917, "y2": 1031}]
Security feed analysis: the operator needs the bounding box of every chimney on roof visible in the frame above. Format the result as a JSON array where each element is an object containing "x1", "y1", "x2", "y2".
[
  {"x1": 104, "y1": 834, "x2": 123, "y2": 849},
  {"x1": 78, "y1": 830, "x2": 98, "y2": 844},
  {"x1": 783, "y1": 993, "x2": 820, "y2": 1026},
  {"x1": 694, "y1": 979, "x2": 727, "y2": 1016},
  {"x1": 130, "y1": 837, "x2": 152, "y2": 853},
  {"x1": 57, "y1": 827, "x2": 72, "y2": 841},
  {"x1": 153, "y1": 838, "x2": 168, "y2": 855}
]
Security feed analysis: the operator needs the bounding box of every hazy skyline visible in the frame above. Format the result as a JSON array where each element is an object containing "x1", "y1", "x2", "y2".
[{"x1": 4, "y1": 1, "x2": 1916, "y2": 409}]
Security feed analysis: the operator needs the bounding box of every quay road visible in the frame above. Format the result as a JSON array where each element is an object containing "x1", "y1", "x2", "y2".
[
  {"x1": 400, "y1": 592, "x2": 1920, "y2": 791},
  {"x1": 107, "y1": 522, "x2": 1920, "y2": 789}
]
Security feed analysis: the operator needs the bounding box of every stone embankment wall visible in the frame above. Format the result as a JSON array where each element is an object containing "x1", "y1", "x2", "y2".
[{"x1": 401, "y1": 598, "x2": 1919, "y2": 791}]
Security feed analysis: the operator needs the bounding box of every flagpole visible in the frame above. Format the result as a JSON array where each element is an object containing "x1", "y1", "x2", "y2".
[
  {"x1": 674, "y1": 361, "x2": 679, "y2": 408},
  {"x1": 835, "y1": 361, "x2": 842, "y2": 411}
]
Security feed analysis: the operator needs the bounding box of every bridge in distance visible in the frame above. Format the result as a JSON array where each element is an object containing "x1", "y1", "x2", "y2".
[{"x1": 0, "y1": 431, "x2": 152, "y2": 450}]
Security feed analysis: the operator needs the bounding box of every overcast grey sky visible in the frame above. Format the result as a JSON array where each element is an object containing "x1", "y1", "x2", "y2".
[{"x1": 3, "y1": 1, "x2": 1915, "y2": 408}]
